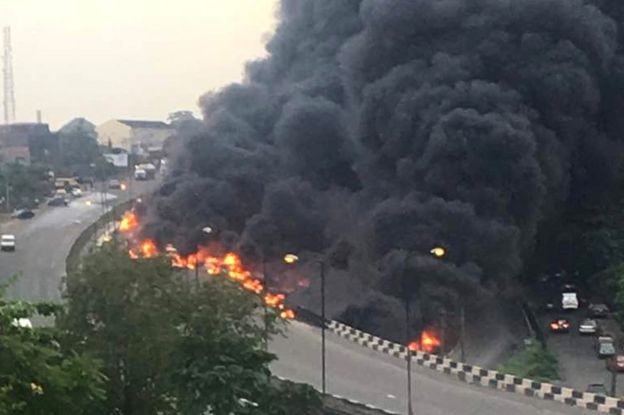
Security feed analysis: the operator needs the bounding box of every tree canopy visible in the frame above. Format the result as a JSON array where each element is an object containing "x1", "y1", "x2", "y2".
[
  {"x1": 0, "y1": 281, "x2": 106, "y2": 415},
  {"x1": 59, "y1": 244, "x2": 321, "y2": 415}
]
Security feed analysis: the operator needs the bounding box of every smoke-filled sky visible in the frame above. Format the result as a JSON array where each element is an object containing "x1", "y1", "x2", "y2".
[
  {"x1": 0, "y1": 0, "x2": 277, "y2": 128},
  {"x1": 146, "y1": 0, "x2": 624, "y2": 338}
]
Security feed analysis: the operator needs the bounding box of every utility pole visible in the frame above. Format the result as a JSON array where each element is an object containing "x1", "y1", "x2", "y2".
[
  {"x1": 3, "y1": 27, "x2": 15, "y2": 123},
  {"x1": 4, "y1": 175, "x2": 9, "y2": 212},
  {"x1": 611, "y1": 367, "x2": 617, "y2": 397}
]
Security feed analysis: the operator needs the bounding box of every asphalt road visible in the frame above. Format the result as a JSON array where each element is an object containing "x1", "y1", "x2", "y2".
[
  {"x1": 0, "y1": 179, "x2": 156, "y2": 301},
  {"x1": 271, "y1": 321, "x2": 593, "y2": 415},
  {"x1": 542, "y1": 310, "x2": 624, "y2": 396}
]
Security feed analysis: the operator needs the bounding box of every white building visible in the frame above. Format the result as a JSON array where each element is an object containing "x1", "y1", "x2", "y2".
[{"x1": 96, "y1": 119, "x2": 175, "y2": 155}]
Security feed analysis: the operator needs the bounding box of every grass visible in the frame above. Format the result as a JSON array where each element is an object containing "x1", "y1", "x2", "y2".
[{"x1": 498, "y1": 341, "x2": 560, "y2": 382}]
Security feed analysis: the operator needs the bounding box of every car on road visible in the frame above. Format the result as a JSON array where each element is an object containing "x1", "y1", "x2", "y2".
[
  {"x1": 586, "y1": 383, "x2": 608, "y2": 395},
  {"x1": 549, "y1": 318, "x2": 570, "y2": 333},
  {"x1": 607, "y1": 355, "x2": 624, "y2": 372},
  {"x1": 579, "y1": 318, "x2": 599, "y2": 335},
  {"x1": 588, "y1": 303, "x2": 610, "y2": 318},
  {"x1": 48, "y1": 197, "x2": 69, "y2": 207},
  {"x1": 71, "y1": 188, "x2": 83, "y2": 197},
  {"x1": 598, "y1": 342, "x2": 616, "y2": 359},
  {"x1": 1, "y1": 234, "x2": 15, "y2": 251},
  {"x1": 108, "y1": 179, "x2": 121, "y2": 189},
  {"x1": 562, "y1": 292, "x2": 579, "y2": 310},
  {"x1": 12, "y1": 209, "x2": 35, "y2": 219},
  {"x1": 595, "y1": 336, "x2": 616, "y2": 359}
]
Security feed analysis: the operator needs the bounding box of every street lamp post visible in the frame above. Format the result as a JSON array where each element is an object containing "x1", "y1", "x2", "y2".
[
  {"x1": 320, "y1": 260, "x2": 326, "y2": 395},
  {"x1": 195, "y1": 226, "x2": 212, "y2": 289},
  {"x1": 402, "y1": 246, "x2": 446, "y2": 415},
  {"x1": 263, "y1": 259, "x2": 270, "y2": 351},
  {"x1": 283, "y1": 253, "x2": 327, "y2": 394},
  {"x1": 401, "y1": 252, "x2": 415, "y2": 415}
]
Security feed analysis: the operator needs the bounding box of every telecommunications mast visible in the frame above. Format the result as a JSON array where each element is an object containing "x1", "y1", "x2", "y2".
[{"x1": 3, "y1": 26, "x2": 15, "y2": 123}]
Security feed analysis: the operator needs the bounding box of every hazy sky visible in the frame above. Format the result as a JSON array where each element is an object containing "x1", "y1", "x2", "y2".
[{"x1": 0, "y1": 0, "x2": 278, "y2": 129}]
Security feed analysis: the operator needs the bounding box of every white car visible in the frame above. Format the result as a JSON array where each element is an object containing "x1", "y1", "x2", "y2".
[
  {"x1": 1, "y1": 234, "x2": 15, "y2": 251},
  {"x1": 71, "y1": 188, "x2": 83, "y2": 197},
  {"x1": 579, "y1": 318, "x2": 598, "y2": 335},
  {"x1": 11, "y1": 318, "x2": 32, "y2": 328},
  {"x1": 562, "y1": 292, "x2": 579, "y2": 310}
]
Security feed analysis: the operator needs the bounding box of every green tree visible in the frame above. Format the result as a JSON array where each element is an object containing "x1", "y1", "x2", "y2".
[
  {"x1": 57, "y1": 118, "x2": 100, "y2": 171},
  {"x1": 0, "y1": 163, "x2": 51, "y2": 210},
  {"x1": 498, "y1": 342, "x2": 559, "y2": 382},
  {"x1": 60, "y1": 245, "x2": 320, "y2": 415},
  {"x1": 0, "y1": 283, "x2": 106, "y2": 414}
]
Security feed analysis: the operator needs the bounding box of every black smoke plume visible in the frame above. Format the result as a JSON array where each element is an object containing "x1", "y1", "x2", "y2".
[{"x1": 144, "y1": 0, "x2": 624, "y2": 336}]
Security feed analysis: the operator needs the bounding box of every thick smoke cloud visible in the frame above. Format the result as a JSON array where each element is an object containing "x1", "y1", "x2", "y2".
[{"x1": 145, "y1": 0, "x2": 624, "y2": 335}]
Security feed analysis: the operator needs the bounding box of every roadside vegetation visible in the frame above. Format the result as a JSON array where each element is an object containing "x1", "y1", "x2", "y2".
[
  {"x1": 0, "y1": 246, "x2": 321, "y2": 414},
  {"x1": 0, "y1": 280, "x2": 106, "y2": 414},
  {"x1": 498, "y1": 342, "x2": 560, "y2": 383},
  {"x1": 0, "y1": 162, "x2": 52, "y2": 211}
]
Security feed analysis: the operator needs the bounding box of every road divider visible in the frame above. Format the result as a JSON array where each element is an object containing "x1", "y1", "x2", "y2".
[{"x1": 326, "y1": 320, "x2": 624, "y2": 414}]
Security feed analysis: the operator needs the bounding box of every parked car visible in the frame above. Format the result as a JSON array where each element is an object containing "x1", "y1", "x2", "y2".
[
  {"x1": 607, "y1": 355, "x2": 624, "y2": 372},
  {"x1": 595, "y1": 336, "x2": 616, "y2": 359},
  {"x1": 586, "y1": 383, "x2": 608, "y2": 395},
  {"x1": 11, "y1": 209, "x2": 35, "y2": 219},
  {"x1": 598, "y1": 342, "x2": 616, "y2": 359},
  {"x1": 588, "y1": 303, "x2": 610, "y2": 318},
  {"x1": 579, "y1": 318, "x2": 599, "y2": 335},
  {"x1": 0, "y1": 234, "x2": 15, "y2": 251},
  {"x1": 562, "y1": 292, "x2": 579, "y2": 310},
  {"x1": 549, "y1": 318, "x2": 570, "y2": 333}
]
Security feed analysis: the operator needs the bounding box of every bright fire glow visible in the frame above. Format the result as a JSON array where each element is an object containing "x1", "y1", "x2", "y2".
[
  {"x1": 120, "y1": 211, "x2": 295, "y2": 317},
  {"x1": 280, "y1": 309, "x2": 296, "y2": 320},
  {"x1": 408, "y1": 331, "x2": 441, "y2": 353},
  {"x1": 119, "y1": 211, "x2": 139, "y2": 232}
]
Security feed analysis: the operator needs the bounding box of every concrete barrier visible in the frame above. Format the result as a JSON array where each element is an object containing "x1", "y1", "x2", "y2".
[
  {"x1": 326, "y1": 320, "x2": 624, "y2": 414},
  {"x1": 65, "y1": 199, "x2": 135, "y2": 274}
]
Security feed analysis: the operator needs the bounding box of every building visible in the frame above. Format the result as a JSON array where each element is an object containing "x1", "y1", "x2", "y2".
[
  {"x1": 96, "y1": 119, "x2": 175, "y2": 155},
  {"x1": 0, "y1": 123, "x2": 59, "y2": 165}
]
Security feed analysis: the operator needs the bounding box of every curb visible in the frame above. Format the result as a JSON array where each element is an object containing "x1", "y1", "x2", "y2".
[{"x1": 327, "y1": 320, "x2": 624, "y2": 414}]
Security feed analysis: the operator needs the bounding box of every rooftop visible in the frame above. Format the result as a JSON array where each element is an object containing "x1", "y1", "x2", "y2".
[{"x1": 117, "y1": 120, "x2": 172, "y2": 129}]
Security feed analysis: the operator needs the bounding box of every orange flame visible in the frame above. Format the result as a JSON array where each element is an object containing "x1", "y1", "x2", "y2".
[
  {"x1": 140, "y1": 239, "x2": 158, "y2": 258},
  {"x1": 280, "y1": 309, "x2": 296, "y2": 320},
  {"x1": 264, "y1": 293, "x2": 285, "y2": 308},
  {"x1": 121, "y1": 210, "x2": 296, "y2": 319},
  {"x1": 119, "y1": 211, "x2": 139, "y2": 232},
  {"x1": 421, "y1": 331, "x2": 441, "y2": 352},
  {"x1": 407, "y1": 330, "x2": 441, "y2": 353}
]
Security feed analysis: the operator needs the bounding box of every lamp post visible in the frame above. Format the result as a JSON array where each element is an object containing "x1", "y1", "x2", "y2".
[
  {"x1": 401, "y1": 251, "x2": 416, "y2": 415},
  {"x1": 320, "y1": 260, "x2": 326, "y2": 394},
  {"x1": 194, "y1": 226, "x2": 213, "y2": 288},
  {"x1": 263, "y1": 258, "x2": 270, "y2": 350},
  {"x1": 283, "y1": 253, "x2": 327, "y2": 394},
  {"x1": 402, "y1": 246, "x2": 447, "y2": 415}
]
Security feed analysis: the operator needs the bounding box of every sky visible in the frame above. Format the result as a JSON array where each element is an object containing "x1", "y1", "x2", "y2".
[{"x1": 0, "y1": 0, "x2": 278, "y2": 129}]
